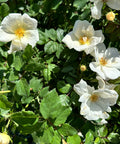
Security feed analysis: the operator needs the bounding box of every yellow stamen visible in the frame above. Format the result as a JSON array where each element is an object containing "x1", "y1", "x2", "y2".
[
  {"x1": 15, "y1": 28, "x2": 25, "y2": 39},
  {"x1": 90, "y1": 94, "x2": 98, "y2": 102},
  {"x1": 79, "y1": 36, "x2": 90, "y2": 45},
  {"x1": 99, "y1": 57, "x2": 107, "y2": 66}
]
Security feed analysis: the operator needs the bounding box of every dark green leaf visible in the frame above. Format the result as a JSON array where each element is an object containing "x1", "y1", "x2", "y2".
[{"x1": 58, "y1": 123, "x2": 77, "y2": 136}]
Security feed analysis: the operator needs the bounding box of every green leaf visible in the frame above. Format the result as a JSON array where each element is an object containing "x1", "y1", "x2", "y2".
[
  {"x1": 79, "y1": 9, "x2": 90, "y2": 20},
  {"x1": 0, "y1": 3, "x2": 9, "y2": 17},
  {"x1": 56, "y1": 28, "x2": 64, "y2": 42},
  {"x1": 45, "y1": 29, "x2": 57, "y2": 41},
  {"x1": 108, "y1": 133, "x2": 120, "y2": 144},
  {"x1": 67, "y1": 135, "x2": 81, "y2": 144},
  {"x1": 11, "y1": 111, "x2": 39, "y2": 126},
  {"x1": 58, "y1": 123, "x2": 77, "y2": 136},
  {"x1": 43, "y1": 64, "x2": 59, "y2": 81},
  {"x1": 0, "y1": 0, "x2": 8, "y2": 2},
  {"x1": 39, "y1": 86, "x2": 49, "y2": 98},
  {"x1": 40, "y1": 127, "x2": 55, "y2": 144},
  {"x1": 16, "y1": 78, "x2": 30, "y2": 97},
  {"x1": 54, "y1": 107, "x2": 72, "y2": 126},
  {"x1": 98, "y1": 126, "x2": 108, "y2": 137},
  {"x1": 73, "y1": 0, "x2": 88, "y2": 9},
  {"x1": 40, "y1": 89, "x2": 60, "y2": 119},
  {"x1": 9, "y1": 70, "x2": 18, "y2": 81},
  {"x1": 22, "y1": 45, "x2": 34, "y2": 61},
  {"x1": 94, "y1": 137, "x2": 101, "y2": 144},
  {"x1": 56, "y1": 44, "x2": 64, "y2": 58},
  {"x1": 13, "y1": 52, "x2": 24, "y2": 71},
  {"x1": 42, "y1": 0, "x2": 63, "y2": 12},
  {"x1": 85, "y1": 130, "x2": 94, "y2": 144},
  {"x1": 57, "y1": 80, "x2": 72, "y2": 94},
  {"x1": 24, "y1": 58, "x2": 44, "y2": 71},
  {"x1": 0, "y1": 95, "x2": 12, "y2": 116},
  {"x1": 44, "y1": 41, "x2": 59, "y2": 54},
  {"x1": 37, "y1": 30, "x2": 49, "y2": 45},
  {"x1": 30, "y1": 77, "x2": 43, "y2": 92},
  {"x1": 40, "y1": 89, "x2": 71, "y2": 125},
  {"x1": 51, "y1": 131, "x2": 61, "y2": 144},
  {"x1": 19, "y1": 121, "x2": 43, "y2": 134}
]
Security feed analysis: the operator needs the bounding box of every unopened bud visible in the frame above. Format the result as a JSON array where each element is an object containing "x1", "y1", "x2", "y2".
[
  {"x1": 106, "y1": 12, "x2": 115, "y2": 21},
  {"x1": 80, "y1": 65, "x2": 87, "y2": 72},
  {"x1": 0, "y1": 132, "x2": 11, "y2": 144}
]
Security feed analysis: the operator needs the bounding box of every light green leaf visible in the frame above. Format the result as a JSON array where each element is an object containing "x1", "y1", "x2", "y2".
[
  {"x1": 16, "y1": 78, "x2": 30, "y2": 97},
  {"x1": 9, "y1": 70, "x2": 18, "y2": 81},
  {"x1": 13, "y1": 52, "x2": 24, "y2": 71},
  {"x1": 45, "y1": 29, "x2": 57, "y2": 41},
  {"x1": 67, "y1": 135, "x2": 81, "y2": 144},
  {"x1": 30, "y1": 77, "x2": 43, "y2": 92},
  {"x1": 56, "y1": 28, "x2": 64, "y2": 42},
  {"x1": 38, "y1": 30, "x2": 49, "y2": 45},
  {"x1": 85, "y1": 130, "x2": 94, "y2": 144},
  {"x1": 40, "y1": 89, "x2": 71, "y2": 125},
  {"x1": 44, "y1": 41, "x2": 59, "y2": 54},
  {"x1": 0, "y1": 0, "x2": 8, "y2": 2},
  {"x1": 98, "y1": 126, "x2": 108, "y2": 137},
  {"x1": 39, "y1": 86, "x2": 49, "y2": 98},
  {"x1": 57, "y1": 80, "x2": 72, "y2": 94}
]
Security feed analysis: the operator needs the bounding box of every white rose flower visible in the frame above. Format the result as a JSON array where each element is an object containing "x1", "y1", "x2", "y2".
[
  {"x1": 96, "y1": 76, "x2": 117, "y2": 90},
  {"x1": 90, "y1": 0, "x2": 120, "y2": 19},
  {"x1": 0, "y1": 13, "x2": 39, "y2": 54},
  {"x1": 74, "y1": 79, "x2": 118, "y2": 122},
  {"x1": 89, "y1": 44, "x2": 120, "y2": 80},
  {"x1": 0, "y1": 133, "x2": 10, "y2": 144},
  {"x1": 62, "y1": 20, "x2": 104, "y2": 54}
]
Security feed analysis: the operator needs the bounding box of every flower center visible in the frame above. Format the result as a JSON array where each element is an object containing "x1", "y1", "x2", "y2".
[
  {"x1": 90, "y1": 94, "x2": 98, "y2": 102},
  {"x1": 99, "y1": 57, "x2": 107, "y2": 66},
  {"x1": 15, "y1": 28, "x2": 25, "y2": 39},
  {"x1": 79, "y1": 36, "x2": 90, "y2": 45}
]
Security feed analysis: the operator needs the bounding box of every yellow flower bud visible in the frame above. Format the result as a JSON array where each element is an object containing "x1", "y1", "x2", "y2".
[
  {"x1": 0, "y1": 133, "x2": 10, "y2": 144},
  {"x1": 106, "y1": 12, "x2": 115, "y2": 21},
  {"x1": 80, "y1": 65, "x2": 87, "y2": 72}
]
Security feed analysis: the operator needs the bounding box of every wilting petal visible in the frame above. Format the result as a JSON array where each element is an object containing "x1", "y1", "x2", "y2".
[
  {"x1": 91, "y1": 1, "x2": 103, "y2": 19},
  {"x1": 74, "y1": 79, "x2": 89, "y2": 96}
]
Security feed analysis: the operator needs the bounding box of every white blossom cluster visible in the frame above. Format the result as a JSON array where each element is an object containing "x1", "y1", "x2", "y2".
[{"x1": 62, "y1": 0, "x2": 120, "y2": 124}]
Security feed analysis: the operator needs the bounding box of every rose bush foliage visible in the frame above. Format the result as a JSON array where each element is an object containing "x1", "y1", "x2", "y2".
[{"x1": 0, "y1": 0, "x2": 120, "y2": 144}]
